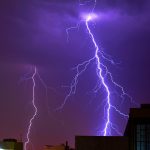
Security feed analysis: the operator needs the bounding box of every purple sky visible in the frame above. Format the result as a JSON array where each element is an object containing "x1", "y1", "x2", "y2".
[{"x1": 0, "y1": 0, "x2": 150, "y2": 149}]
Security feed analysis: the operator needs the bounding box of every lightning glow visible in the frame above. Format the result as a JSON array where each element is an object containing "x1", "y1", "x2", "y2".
[
  {"x1": 81, "y1": 13, "x2": 98, "y2": 21},
  {"x1": 24, "y1": 67, "x2": 38, "y2": 150}
]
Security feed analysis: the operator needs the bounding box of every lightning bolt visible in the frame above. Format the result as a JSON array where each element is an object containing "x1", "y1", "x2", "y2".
[
  {"x1": 24, "y1": 66, "x2": 38, "y2": 150},
  {"x1": 85, "y1": 16, "x2": 112, "y2": 136},
  {"x1": 21, "y1": 66, "x2": 63, "y2": 150},
  {"x1": 56, "y1": 0, "x2": 135, "y2": 136}
]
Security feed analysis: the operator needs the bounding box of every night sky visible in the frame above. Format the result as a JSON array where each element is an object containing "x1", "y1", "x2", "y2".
[{"x1": 0, "y1": 0, "x2": 150, "y2": 150}]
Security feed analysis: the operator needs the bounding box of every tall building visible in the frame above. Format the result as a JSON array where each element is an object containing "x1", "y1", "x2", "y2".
[
  {"x1": 75, "y1": 104, "x2": 150, "y2": 150},
  {"x1": 124, "y1": 104, "x2": 150, "y2": 150},
  {"x1": 0, "y1": 139, "x2": 23, "y2": 150}
]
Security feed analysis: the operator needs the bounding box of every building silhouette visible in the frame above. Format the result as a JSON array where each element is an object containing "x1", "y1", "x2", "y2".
[
  {"x1": 75, "y1": 136, "x2": 128, "y2": 150},
  {"x1": 124, "y1": 104, "x2": 150, "y2": 150},
  {"x1": 43, "y1": 144, "x2": 65, "y2": 150},
  {"x1": 75, "y1": 104, "x2": 150, "y2": 150},
  {"x1": 0, "y1": 139, "x2": 23, "y2": 150},
  {"x1": 43, "y1": 141, "x2": 72, "y2": 150}
]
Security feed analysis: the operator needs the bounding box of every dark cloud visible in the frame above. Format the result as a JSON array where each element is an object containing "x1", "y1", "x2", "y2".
[{"x1": 95, "y1": 0, "x2": 150, "y2": 14}]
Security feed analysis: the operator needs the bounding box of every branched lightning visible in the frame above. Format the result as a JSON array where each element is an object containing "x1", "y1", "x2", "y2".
[
  {"x1": 85, "y1": 14, "x2": 130, "y2": 135},
  {"x1": 57, "y1": 0, "x2": 134, "y2": 136},
  {"x1": 56, "y1": 58, "x2": 94, "y2": 111},
  {"x1": 66, "y1": 23, "x2": 80, "y2": 42},
  {"x1": 24, "y1": 67, "x2": 38, "y2": 150}
]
